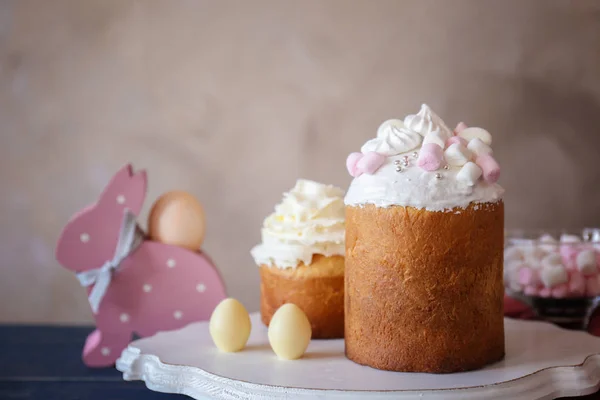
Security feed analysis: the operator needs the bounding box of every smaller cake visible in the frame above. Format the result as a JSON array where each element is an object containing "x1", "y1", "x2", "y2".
[{"x1": 251, "y1": 179, "x2": 345, "y2": 339}]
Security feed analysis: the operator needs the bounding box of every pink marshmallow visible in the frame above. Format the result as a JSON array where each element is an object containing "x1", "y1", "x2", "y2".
[
  {"x1": 551, "y1": 283, "x2": 569, "y2": 298},
  {"x1": 475, "y1": 154, "x2": 500, "y2": 183},
  {"x1": 417, "y1": 143, "x2": 444, "y2": 171},
  {"x1": 517, "y1": 267, "x2": 539, "y2": 286},
  {"x1": 445, "y1": 136, "x2": 467, "y2": 148},
  {"x1": 560, "y1": 246, "x2": 578, "y2": 270},
  {"x1": 538, "y1": 287, "x2": 552, "y2": 298},
  {"x1": 568, "y1": 271, "x2": 586, "y2": 296},
  {"x1": 454, "y1": 122, "x2": 468, "y2": 134},
  {"x1": 578, "y1": 248, "x2": 598, "y2": 276},
  {"x1": 586, "y1": 275, "x2": 600, "y2": 297},
  {"x1": 356, "y1": 151, "x2": 386, "y2": 175},
  {"x1": 523, "y1": 285, "x2": 540, "y2": 296},
  {"x1": 346, "y1": 152, "x2": 363, "y2": 177}
]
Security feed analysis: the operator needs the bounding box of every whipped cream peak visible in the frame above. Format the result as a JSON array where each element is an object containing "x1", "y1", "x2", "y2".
[
  {"x1": 361, "y1": 119, "x2": 422, "y2": 156},
  {"x1": 404, "y1": 103, "x2": 452, "y2": 140},
  {"x1": 251, "y1": 179, "x2": 345, "y2": 269}
]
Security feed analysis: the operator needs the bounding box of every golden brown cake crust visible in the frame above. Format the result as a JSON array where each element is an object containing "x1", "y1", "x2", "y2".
[
  {"x1": 345, "y1": 202, "x2": 505, "y2": 373},
  {"x1": 260, "y1": 254, "x2": 344, "y2": 339}
]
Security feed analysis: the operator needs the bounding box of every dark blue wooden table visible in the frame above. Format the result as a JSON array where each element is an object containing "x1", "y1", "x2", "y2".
[{"x1": 0, "y1": 325, "x2": 182, "y2": 400}]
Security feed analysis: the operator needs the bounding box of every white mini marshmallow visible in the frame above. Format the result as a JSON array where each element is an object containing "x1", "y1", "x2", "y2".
[
  {"x1": 576, "y1": 250, "x2": 597, "y2": 275},
  {"x1": 504, "y1": 263, "x2": 525, "y2": 292},
  {"x1": 467, "y1": 138, "x2": 493, "y2": 156},
  {"x1": 538, "y1": 235, "x2": 559, "y2": 252},
  {"x1": 560, "y1": 234, "x2": 581, "y2": 243},
  {"x1": 458, "y1": 127, "x2": 492, "y2": 146},
  {"x1": 504, "y1": 260, "x2": 524, "y2": 277},
  {"x1": 504, "y1": 247, "x2": 523, "y2": 263},
  {"x1": 540, "y1": 234, "x2": 556, "y2": 243},
  {"x1": 508, "y1": 282, "x2": 523, "y2": 292},
  {"x1": 444, "y1": 143, "x2": 472, "y2": 167},
  {"x1": 522, "y1": 248, "x2": 547, "y2": 268},
  {"x1": 503, "y1": 262, "x2": 518, "y2": 281},
  {"x1": 422, "y1": 130, "x2": 446, "y2": 148},
  {"x1": 540, "y1": 265, "x2": 568, "y2": 288},
  {"x1": 456, "y1": 162, "x2": 482, "y2": 186},
  {"x1": 541, "y1": 253, "x2": 562, "y2": 269},
  {"x1": 515, "y1": 246, "x2": 544, "y2": 268}
]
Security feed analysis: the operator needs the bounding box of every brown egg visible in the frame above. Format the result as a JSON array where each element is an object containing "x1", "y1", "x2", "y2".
[{"x1": 148, "y1": 191, "x2": 206, "y2": 250}]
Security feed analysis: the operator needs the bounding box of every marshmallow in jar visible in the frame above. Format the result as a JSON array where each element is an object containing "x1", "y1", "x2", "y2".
[{"x1": 504, "y1": 232, "x2": 600, "y2": 298}]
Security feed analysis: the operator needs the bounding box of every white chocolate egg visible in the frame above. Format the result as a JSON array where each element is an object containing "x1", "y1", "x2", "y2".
[
  {"x1": 458, "y1": 127, "x2": 492, "y2": 146},
  {"x1": 148, "y1": 191, "x2": 206, "y2": 250},
  {"x1": 209, "y1": 298, "x2": 251, "y2": 353},
  {"x1": 268, "y1": 303, "x2": 312, "y2": 360}
]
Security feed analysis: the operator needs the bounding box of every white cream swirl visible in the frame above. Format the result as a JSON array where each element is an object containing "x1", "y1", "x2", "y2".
[
  {"x1": 360, "y1": 119, "x2": 422, "y2": 156},
  {"x1": 404, "y1": 104, "x2": 452, "y2": 140},
  {"x1": 251, "y1": 179, "x2": 345, "y2": 269}
]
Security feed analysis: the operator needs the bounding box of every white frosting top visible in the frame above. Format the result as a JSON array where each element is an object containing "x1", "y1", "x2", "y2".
[
  {"x1": 345, "y1": 161, "x2": 503, "y2": 210},
  {"x1": 251, "y1": 180, "x2": 345, "y2": 269},
  {"x1": 345, "y1": 104, "x2": 504, "y2": 211}
]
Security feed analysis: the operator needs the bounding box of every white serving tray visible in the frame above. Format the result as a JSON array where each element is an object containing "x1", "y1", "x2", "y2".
[{"x1": 116, "y1": 313, "x2": 600, "y2": 399}]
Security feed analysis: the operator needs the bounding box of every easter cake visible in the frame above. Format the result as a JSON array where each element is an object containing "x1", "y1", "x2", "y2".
[
  {"x1": 251, "y1": 179, "x2": 346, "y2": 339},
  {"x1": 344, "y1": 104, "x2": 505, "y2": 373}
]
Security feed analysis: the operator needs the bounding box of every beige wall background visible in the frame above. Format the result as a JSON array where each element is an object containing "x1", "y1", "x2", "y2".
[{"x1": 1, "y1": 0, "x2": 599, "y2": 324}]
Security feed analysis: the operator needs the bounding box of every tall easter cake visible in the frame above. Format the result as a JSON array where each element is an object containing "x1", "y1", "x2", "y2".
[
  {"x1": 344, "y1": 105, "x2": 505, "y2": 373},
  {"x1": 251, "y1": 180, "x2": 346, "y2": 339}
]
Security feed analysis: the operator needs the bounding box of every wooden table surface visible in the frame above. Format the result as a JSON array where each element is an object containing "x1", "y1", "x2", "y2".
[
  {"x1": 0, "y1": 324, "x2": 597, "y2": 400},
  {"x1": 0, "y1": 325, "x2": 180, "y2": 400}
]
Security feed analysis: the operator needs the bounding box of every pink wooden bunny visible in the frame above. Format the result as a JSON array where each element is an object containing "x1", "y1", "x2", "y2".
[{"x1": 56, "y1": 164, "x2": 226, "y2": 367}]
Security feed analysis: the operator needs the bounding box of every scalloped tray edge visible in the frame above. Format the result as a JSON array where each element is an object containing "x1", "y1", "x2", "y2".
[{"x1": 116, "y1": 346, "x2": 600, "y2": 400}]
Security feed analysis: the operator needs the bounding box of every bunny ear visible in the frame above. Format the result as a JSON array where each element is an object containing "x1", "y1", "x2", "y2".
[
  {"x1": 98, "y1": 164, "x2": 134, "y2": 205},
  {"x1": 97, "y1": 164, "x2": 147, "y2": 216}
]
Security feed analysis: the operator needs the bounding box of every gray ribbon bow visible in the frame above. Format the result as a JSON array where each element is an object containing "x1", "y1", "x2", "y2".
[{"x1": 76, "y1": 210, "x2": 144, "y2": 314}]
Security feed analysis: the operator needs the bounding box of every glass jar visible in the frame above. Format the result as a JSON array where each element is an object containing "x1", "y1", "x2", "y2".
[{"x1": 504, "y1": 229, "x2": 600, "y2": 329}]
